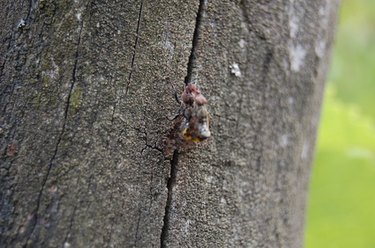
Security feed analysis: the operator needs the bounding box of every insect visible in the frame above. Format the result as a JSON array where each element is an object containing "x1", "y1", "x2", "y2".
[
  {"x1": 180, "y1": 83, "x2": 211, "y2": 142},
  {"x1": 164, "y1": 83, "x2": 211, "y2": 155}
]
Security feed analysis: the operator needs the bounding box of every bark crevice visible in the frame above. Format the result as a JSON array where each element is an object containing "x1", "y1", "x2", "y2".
[
  {"x1": 24, "y1": 18, "x2": 84, "y2": 245},
  {"x1": 160, "y1": 1, "x2": 206, "y2": 245},
  {"x1": 134, "y1": 208, "x2": 142, "y2": 246},
  {"x1": 125, "y1": 0, "x2": 144, "y2": 94},
  {"x1": 184, "y1": 0, "x2": 207, "y2": 85},
  {"x1": 111, "y1": 0, "x2": 144, "y2": 123},
  {"x1": 160, "y1": 150, "x2": 179, "y2": 248}
]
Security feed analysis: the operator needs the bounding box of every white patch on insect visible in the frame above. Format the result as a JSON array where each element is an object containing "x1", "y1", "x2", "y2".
[
  {"x1": 198, "y1": 122, "x2": 211, "y2": 139},
  {"x1": 289, "y1": 44, "x2": 306, "y2": 72},
  {"x1": 229, "y1": 63, "x2": 242, "y2": 77}
]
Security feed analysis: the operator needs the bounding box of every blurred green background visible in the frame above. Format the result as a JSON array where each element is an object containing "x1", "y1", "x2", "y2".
[{"x1": 305, "y1": 0, "x2": 375, "y2": 247}]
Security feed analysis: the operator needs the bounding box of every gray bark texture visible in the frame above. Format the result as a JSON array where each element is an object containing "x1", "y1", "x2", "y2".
[{"x1": 0, "y1": 0, "x2": 339, "y2": 247}]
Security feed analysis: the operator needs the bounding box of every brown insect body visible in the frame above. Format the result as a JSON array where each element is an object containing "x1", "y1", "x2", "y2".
[
  {"x1": 164, "y1": 83, "x2": 211, "y2": 156},
  {"x1": 181, "y1": 83, "x2": 208, "y2": 106},
  {"x1": 179, "y1": 83, "x2": 211, "y2": 143}
]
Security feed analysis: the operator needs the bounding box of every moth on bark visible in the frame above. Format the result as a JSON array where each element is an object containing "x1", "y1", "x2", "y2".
[{"x1": 164, "y1": 83, "x2": 211, "y2": 155}]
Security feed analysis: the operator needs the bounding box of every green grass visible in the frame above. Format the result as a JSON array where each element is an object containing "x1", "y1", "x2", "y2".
[
  {"x1": 305, "y1": 0, "x2": 375, "y2": 247},
  {"x1": 305, "y1": 89, "x2": 375, "y2": 248},
  {"x1": 329, "y1": 0, "x2": 375, "y2": 118}
]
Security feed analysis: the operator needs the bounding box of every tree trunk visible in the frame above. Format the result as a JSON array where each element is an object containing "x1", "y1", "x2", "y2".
[{"x1": 0, "y1": 0, "x2": 339, "y2": 247}]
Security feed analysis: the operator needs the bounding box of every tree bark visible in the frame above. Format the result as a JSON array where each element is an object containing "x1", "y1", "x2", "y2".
[{"x1": 0, "y1": 0, "x2": 339, "y2": 247}]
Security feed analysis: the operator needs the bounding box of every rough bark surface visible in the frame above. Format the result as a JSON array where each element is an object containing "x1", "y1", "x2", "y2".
[{"x1": 0, "y1": 0, "x2": 338, "y2": 247}]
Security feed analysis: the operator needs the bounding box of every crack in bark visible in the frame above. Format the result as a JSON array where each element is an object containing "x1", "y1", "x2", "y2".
[
  {"x1": 160, "y1": 2, "x2": 207, "y2": 246},
  {"x1": 160, "y1": 150, "x2": 179, "y2": 248},
  {"x1": 24, "y1": 17, "x2": 84, "y2": 246},
  {"x1": 0, "y1": 58, "x2": 7, "y2": 81},
  {"x1": 110, "y1": 0, "x2": 144, "y2": 124},
  {"x1": 125, "y1": 0, "x2": 144, "y2": 94},
  {"x1": 134, "y1": 207, "x2": 142, "y2": 247},
  {"x1": 137, "y1": 126, "x2": 164, "y2": 155},
  {"x1": 262, "y1": 48, "x2": 274, "y2": 76},
  {"x1": 184, "y1": 0, "x2": 207, "y2": 86}
]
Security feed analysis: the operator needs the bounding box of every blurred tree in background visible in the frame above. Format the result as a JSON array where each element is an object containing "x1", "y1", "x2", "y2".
[{"x1": 306, "y1": 0, "x2": 375, "y2": 247}]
